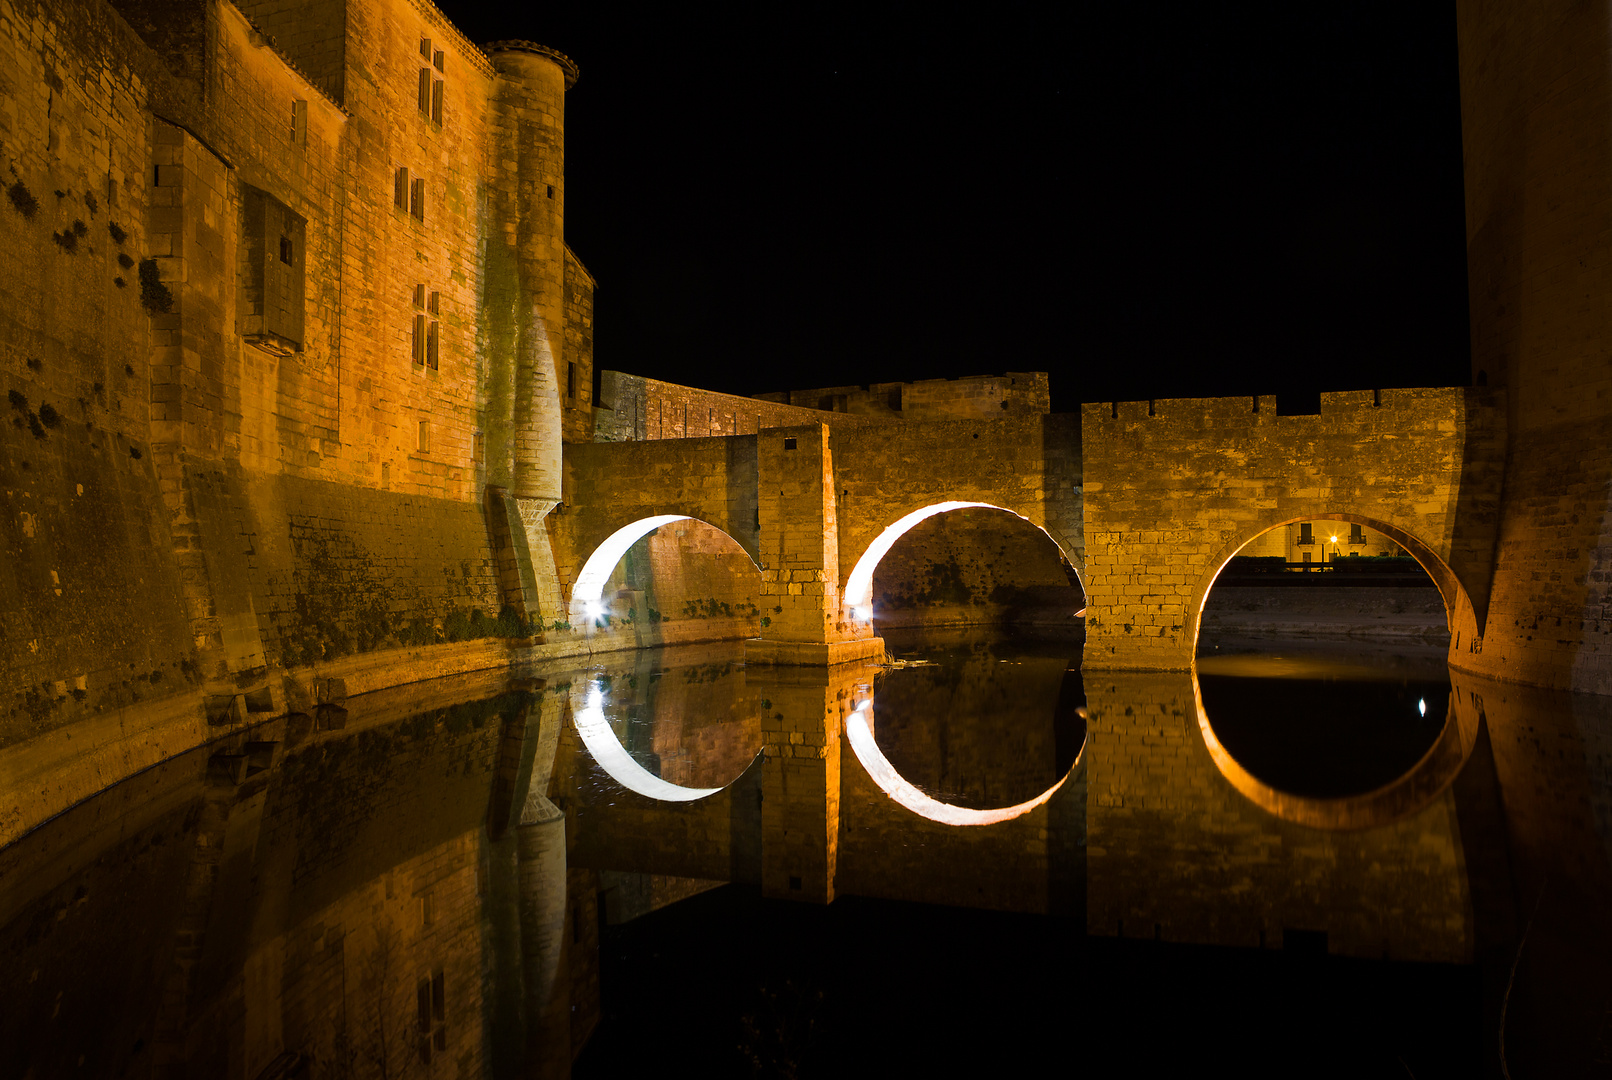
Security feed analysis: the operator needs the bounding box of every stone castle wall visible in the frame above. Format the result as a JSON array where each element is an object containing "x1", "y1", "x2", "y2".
[{"x1": 592, "y1": 368, "x2": 873, "y2": 442}]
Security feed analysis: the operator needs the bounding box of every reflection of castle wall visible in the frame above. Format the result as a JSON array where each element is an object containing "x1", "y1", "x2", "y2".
[
  {"x1": 1084, "y1": 672, "x2": 1472, "y2": 962},
  {"x1": 871, "y1": 507, "x2": 1080, "y2": 630},
  {"x1": 870, "y1": 651, "x2": 1066, "y2": 807}
]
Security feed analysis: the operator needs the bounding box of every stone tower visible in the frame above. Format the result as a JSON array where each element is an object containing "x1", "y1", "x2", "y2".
[{"x1": 1457, "y1": 1, "x2": 1612, "y2": 695}]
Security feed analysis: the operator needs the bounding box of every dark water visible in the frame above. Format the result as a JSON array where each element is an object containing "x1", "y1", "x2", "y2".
[{"x1": 1, "y1": 631, "x2": 1610, "y2": 1077}]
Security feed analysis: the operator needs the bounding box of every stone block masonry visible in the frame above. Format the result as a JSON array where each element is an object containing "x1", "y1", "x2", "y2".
[
  {"x1": 1080, "y1": 388, "x2": 1504, "y2": 672},
  {"x1": 593, "y1": 369, "x2": 876, "y2": 443}
]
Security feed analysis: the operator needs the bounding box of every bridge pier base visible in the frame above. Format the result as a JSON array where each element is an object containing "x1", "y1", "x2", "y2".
[{"x1": 745, "y1": 636, "x2": 885, "y2": 666}]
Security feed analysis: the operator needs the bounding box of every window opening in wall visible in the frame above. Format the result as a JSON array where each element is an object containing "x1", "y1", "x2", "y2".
[
  {"x1": 546, "y1": 184, "x2": 555, "y2": 199},
  {"x1": 1349, "y1": 523, "x2": 1365, "y2": 545},
  {"x1": 426, "y1": 320, "x2": 438, "y2": 370},
  {"x1": 431, "y1": 78, "x2": 444, "y2": 124},
  {"x1": 279, "y1": 236, "x2": 293, "y2": 265},
  {"x1": 434, "y1": 49, "x2": 445, "y2": 72},
  {"x1": 567, "y1": 361, "x2": 576, "y2": 399},
  {"x1": 418, "y1": 419, "x2": 431, "y2": 454},
  {"x1": 412, "y1": 313, "x2": 427, "y2": 366},
  {"x1": 291, "y1": 99, "x2": 307, "y2": 145},
  {"x1": 427, "y1": 290, "x2": 439, "y2": 316},
  {"x1": 784, "y1": 437, "x2": 797, "y2": 450},
  {"x1": 394, "y1": 167, "x2": 409, "y2": 210},
  {"x1": 418, "y1": 67, "x2": 432, "y2": 115},
  {"x1": 410, "y1": 177, "x2": 426, "y2": 221},
  {"x1": 416, "y1": 970, "x2": 446, "y2": 1062},
  {"x1": 1298, "y1": 523, "x2": 1313, "y2": 545},
  {"x1": 413, "y1": 283, "x2": 426, "y2": 308},
  {"x1": 420, "y1": 891, "x2": 434, "y2": 927}
]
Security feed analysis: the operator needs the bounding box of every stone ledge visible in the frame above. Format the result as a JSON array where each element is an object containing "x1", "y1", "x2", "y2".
[{"x1": 744, "y1": 637, "x2": 885, "y2": 667}]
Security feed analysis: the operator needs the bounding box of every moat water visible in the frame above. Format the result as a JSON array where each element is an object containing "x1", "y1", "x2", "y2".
[{"x1": 1, "y1": 628, "x2": 1609, "y2": 1077}]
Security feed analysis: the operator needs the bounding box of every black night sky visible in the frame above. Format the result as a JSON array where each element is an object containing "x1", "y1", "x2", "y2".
[{"x1": 437, "y1": 3, "x2": 1471, "y2": 413}]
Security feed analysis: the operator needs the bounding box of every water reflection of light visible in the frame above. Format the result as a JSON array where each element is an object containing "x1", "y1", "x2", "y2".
[
  {"x1": 844, "y1": 701, "x2": 1075, "y2": 826},
  {"x1": 572, "y1": 684, "x2": 722, "y2": 802}
]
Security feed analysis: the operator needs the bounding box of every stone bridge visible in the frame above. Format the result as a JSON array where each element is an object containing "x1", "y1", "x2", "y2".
[
  {"x1": 549, "y1": 414, "x2": 1083, "y2": 663},
  {"x1": 552, "y1": 387, "x2": 1504, "y2": 673}
]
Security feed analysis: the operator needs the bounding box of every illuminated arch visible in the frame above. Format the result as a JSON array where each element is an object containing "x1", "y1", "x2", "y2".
[
  {"x1": 571, "y1": 680, "x2": 735, "y2": 802},
  {"x1": 569, "y1": 515, "x2": 761, "y2": 627},
  {"x1": 843, "y1": 699, "x2": 1083, "y2": 826},
  {"x1": 843, "y1": 502, "x2": 1081, "y2": 624},
  {"x1": 1187, "y1": 513, "x2": 1480, "y2": 663},
  {"x1": 1188, "y1": 513, "x2": 1485, "y2": 828}
]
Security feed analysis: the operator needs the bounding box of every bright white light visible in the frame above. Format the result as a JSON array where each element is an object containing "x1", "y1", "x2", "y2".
[
  {"x1": 1330, "y1": 536, "x2": 1338, "y2": 543},
  {"x1": 843, "y1": 706, "x2": 1073, "y2": 826},
  {"x1": 569, "y1": 515, "x2": 691, "y2": 625},
  {"x1": 851, "y1": 605, "x2": 872, "y2": 622},
  {"x1": 572, "y1": 682, "x2": 722, "y2": 802},
  {"x1": 844, "y1": 502, "x2": 1019, "y2": 612},
  {"x1": 1418, "y1": 698, "x2": 1427, "y2": 717}
]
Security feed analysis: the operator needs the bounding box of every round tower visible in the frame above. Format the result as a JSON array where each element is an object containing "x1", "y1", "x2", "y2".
[{"x1": 485, "y1": 41, "x2": 577, "y2": 505}]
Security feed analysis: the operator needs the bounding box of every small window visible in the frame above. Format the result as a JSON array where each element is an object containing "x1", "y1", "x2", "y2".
[
  {"x1": 426, "y1": 320, "x2": 438, "y2": 370},
  {"x1": 420, "y1": 891, "x2": 434, "y2": 927},
  {"x1": 431, "y1": 79, "x2": 443, "y2": 124},
  {"x1": 1349, "y1": 523, "x2": 1365, "y2": 545},
  {"x1": 427, "y1": 290, "x2": 440, "y2": 315},
  {"x1": 418, "y1": 419, "x2": 430, "y2": 453},
  {"x1": 413, "y1": 283, "x2": 426, "y2": 309},
  {"x1": 433, "y1": 48, "x2": 445, "y2": 72},
  {"x1": 410, "y1": 178, "x2": 425, "y2": 221},
  {"x1": 291, "y1": 99, "x2": 307, "y2": 145},
  {"x1": 420, "y1": 37, "x2": 431, "y2": 60},
  {"x1": 412, "y1": 313, "x2": 426, "y2": 365},
  {"x1": 546, "y1": 184, "x2": 555, "y2": 199},
  {"x1": 418, "y1": 68, "x2": 432, "y2": 114},
  {"x1": 278, "y1": 236, "x2": 293, "y2": 265},
  {"x1": 784, "y1": 437, "x2": 797, "y2": 450},
  {"x1": 1298, "y1": 523, "x2": 1313, "y2": 545},
  {"x1": 567, "y1": 361, "x2": 576, "y2": 399},
  {"x1": 394, "y1": 167, "x2": 409, "y2": 209}
]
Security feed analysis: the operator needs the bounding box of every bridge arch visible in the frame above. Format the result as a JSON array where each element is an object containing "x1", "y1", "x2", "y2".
[
  {"x1": 1188, "y1": 512, "x2": 1481, "y2": 663},
  {"x1": 568, "y1": 514, "x2": 761, "y2": 628},
  {"x1": 842, "y1": 501, "x2": 1083, "y2": 625}
]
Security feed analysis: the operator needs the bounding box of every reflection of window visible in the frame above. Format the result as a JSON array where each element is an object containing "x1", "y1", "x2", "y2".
[
  {"x1": 1297, "y1": 523, "x2": 1313, "y2": 545},
  {"x1": 417, "y1": 971, "x2": 446, "y2": 1062},
  {"x1": 1349, "y1": 523, "x2": 1365, "y2": 545}
]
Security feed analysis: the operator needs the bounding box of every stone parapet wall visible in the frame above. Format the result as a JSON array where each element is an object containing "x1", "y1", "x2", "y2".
[
  {"x1": 592, "y1": 369, "x2": 871, "y2": 442},
  {"x1": 755, "y1": 371, "x2": 1050, "y2": 420}
]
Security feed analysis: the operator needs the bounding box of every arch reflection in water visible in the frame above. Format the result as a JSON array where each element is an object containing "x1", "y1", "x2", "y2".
[
  {"x1": 845, "y1": 702, "x2": 1077, "y2": 826},
  {"x1": 1192, "y1": 647, "x2": 1481, "y2": 829},
  {"x1": 570, "y1": 651, "x2": 763, "y2": 802},
  {"x1": 573, "y1": 684, "x2": 721, "y2": 802},
  {"x1": 844, "y1": 631, "x2": 1087, "y2": 825}
]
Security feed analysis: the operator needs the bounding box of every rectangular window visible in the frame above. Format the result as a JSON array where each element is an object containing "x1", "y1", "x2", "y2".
[
  {"x1": 394, "y1": 167, "x2": 409, "y2": 209},
  {"x1": 412, "y1": 313, "x2": 426, "y2": 365},
  {"x1": 426, "y1": 320, "x2": 438, "y2": 370},
  {"x1": 291, "y1": 99, "x2": 307, "y2": 145},
  {"x1": 420, "y1": 36, "x2": 432, "y2": 60},
  {"x1": 1298, "y1": 523, "x2": 1313, "y2": 545},
  {"x1": 427, "y1": 289, "x2": 440, "y2": 315},
  {"x1": 418, "y1": 67, "x2": 432, "y2": 114},
  {"x1": 418, "y1": 419, "x2": 430, "y2": 453},
  {"x1": 413, "y1": 283, "x2": 426, "y2": 309},
  {"x1": 431, "y1": 79, "x2": 444, "y2": 124},
  {"x1": 433, "y1": 49, "x2": 445, "y2": 73},
  {"x1": 241, "y1": 186, "x2": 306, "y2": 355},
  {"x1": 567, "y1": 361, "x2": 576, "y2": 399},
  {"x1": 1349, "y1": 523, "x2": 1365, "y2": 545},
  {"x1": 410, "y1": 178, "x2": 425, "y2": 221}
]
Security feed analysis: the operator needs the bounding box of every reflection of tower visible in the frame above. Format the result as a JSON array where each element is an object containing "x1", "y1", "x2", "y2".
[{"x1": 486, "y1": 41, "x2": 573, "y2": 500}]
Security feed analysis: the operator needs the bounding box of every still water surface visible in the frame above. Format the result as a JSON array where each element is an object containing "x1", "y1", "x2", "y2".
[{"x1": 1, "y1": 631, "x2": 1608, "y2": 1077}]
